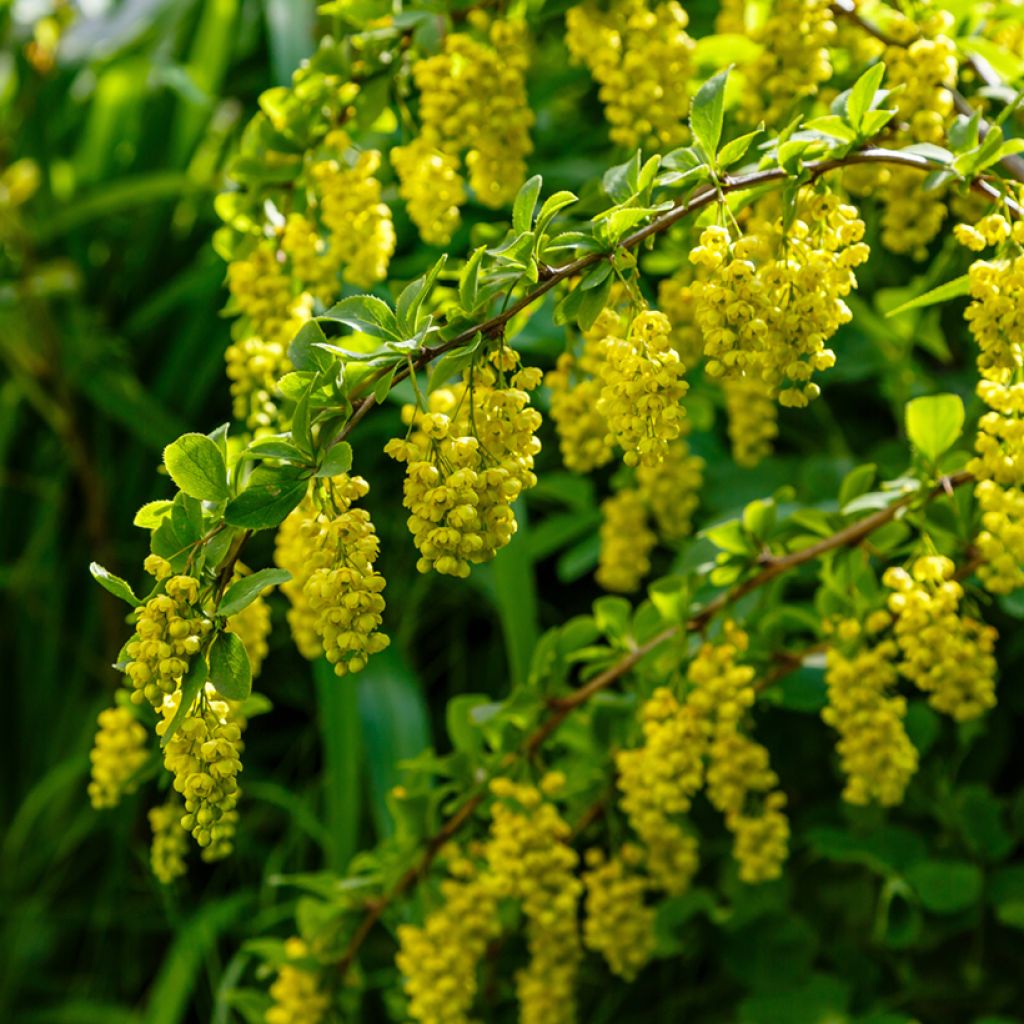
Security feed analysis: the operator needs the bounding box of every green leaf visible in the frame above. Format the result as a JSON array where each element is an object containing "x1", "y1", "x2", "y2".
[
  {"x1": 959, "y1": 37, "x2": 1024, "y2": 84},
  {"x1": 535, "y1": 190, "x2": 577, "y2": 233},
  {"x1": 603, "y1": 151, "x2": 642, "y2": 203},
  {"x1": 209, "y1": 631, "x2": 252, "y2": 701},
  {"x1": 955, "y1": 786, "x2": 1015, "y2": 863},
  {"x1": 459, "y1": 246, "x2": 487, "y2": 311},
  {"x1": 838, "y1": 463, "x2": 877, "y2": 508},
  {"x1": 134, "y1": 500, "x2": 174, "y2": 529},
  {"x1": 316, "y1": 441, "x2": 353, "y2": 478},
  {"x1": 219, "y1": 568, "x2": 292, "y2": 617},
  {"x1": 396, "y1": 255, "x2": 446, "y2": 335},
  {"x1": 320, "y1": 295, "x2": 400, "y2": 340},
  {"x1": 512, "y1": 174, "x2": 543, "y2": 235},
  {"x1": 847, "y1": 61, "x2": 886, "y2": 132},
  {"x1": 160, "y1": 655, "x2": 208, "y2": 747},
  {"x1": 244, "y1": 436, "x2": 308, "y2": 463},
  {"x1": 89, "y1": 562, "x2": 141, "y2": 606},
  {"x1": 288, "y1": 319, "x2": 333, "y2": 372},
  {"x1": 224, "y1": 467, "x2": 309, "y2": 529},
  {"x1": 702, "y1": 518, "x2": 751, "y2": 555},
  {"x1": 689, "y1": 67, "x2": 730, "y2": 159},
  {"x1": 907, "y1": 859, "x2": 983, "y2": 914},
  {"x1": 163, "y1": 432, "x2": 230, "y2": 502},
  {"x1": 906, "y1": 393, "x2": 965, "y2": 462},
  {"x1": 718, "y1": 129, "x2": 761, "y2": 168}
]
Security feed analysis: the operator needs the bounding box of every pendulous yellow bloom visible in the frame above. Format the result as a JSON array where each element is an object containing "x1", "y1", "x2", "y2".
[
  {"x1": 723, "y1": 376, "x2": 779, "y2": 468},
  {"x1": 88, "y1": 705, "x2": 149, "y2": 809},
  {"x1": 686, "y1": 624, "x2": 790, "y2": 883},
  {"x1": 970, "y1": 379, "x2": 1024, "y2": 593},
  {"x1": 390, "y1": 137, "x2": 466, "y2": 247},
  {"x1": 396, "y1": 848, "x2": 501, "y2": 1024},
  {"x1": 565, "y1": 0, "x2": 694, "y2": 151},
  {"x1": 741, "y1": 0, "x2": 835, "y2": 124},
  {"x1": 148, "y1": 800, "x2": 189, "y2": 884},
  {"x1": 582, "y1": 845, "x2": 655, "y2": 980},
  {"x1": 596, "y1": 309, "x2": 688, "y2": 467},
  {"x1": 596, "y1": 488, "x2": 656, "y2": 593},
  {"x1": 616, "y1": 686, "x2": 703, "y2": 893},
  {"x1": 884, "y1": 557, "x2": 998, "y2": 721},
  {"x1": 310, "y1": 131, "x2": 395, "y2": 290},
  {"x1": 124, "y1": 573, "x2": 212, "y2": 708},
  {"x1": 275, "y1": 478, "x2": 389, "y2": 674},
  {"x1": 157, "y1": 686, "x2": 245, "y2": 855},
  {"x1": 636, "y1": 436, "x2": 704, "y2": 541},
  {"x1": 385, "y1": 350, "x2": 542, "y2": 577},
  {"x1": 400, "y1": 15, "x2": 533, "y2": 236},
  {"x1": 823, "y1": 617, "x2": 918, "y2": 806},
  {"x1": 545, "y1": 308, "x2": 622, "y2": 473},
  {"x1": 483, "y1": 777, "x2": 582, "y2": 1024},
  {"x1": 690, "y1": 189, "x2": 869, "y2": 407},
  {"x1": 266, "y1": 937, "x2": 330, "y2": 1024}
]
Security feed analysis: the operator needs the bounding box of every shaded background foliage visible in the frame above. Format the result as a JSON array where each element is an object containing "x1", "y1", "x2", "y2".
[{"x1": 2, "y1": 1, "x2": 1024, "y2": 1023}]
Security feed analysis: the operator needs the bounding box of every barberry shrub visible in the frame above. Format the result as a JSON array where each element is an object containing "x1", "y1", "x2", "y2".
[{"x1": 11, "y1": 0, "x2": 1021, "y2": 1020}]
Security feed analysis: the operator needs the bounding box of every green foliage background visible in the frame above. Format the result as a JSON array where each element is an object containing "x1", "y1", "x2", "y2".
[{"x1": 3, "y1": 1, "x2": 1024, "y2": 1023}]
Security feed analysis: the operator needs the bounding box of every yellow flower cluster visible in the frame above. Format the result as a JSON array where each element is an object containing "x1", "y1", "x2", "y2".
[
  {"x1": 657, "y1": 267, "x2": 707, "y2": 370},
  {"x1": 385, "y1": 350, "x2": 542, "y2": 577},
  {"x1": 306, "y1": 477, "x2": 388, "y2": 676},
  {"x1": 596, "y1": 309, "x2": 689, "y2": 466},
  {"x1": 280, "y1": 212, "x2": 339, "y2": 305},
  {"x1": 390, "y1": 137, "x2": 466, "y2": 246},
  {"x1": 582, "y1": 845, "x2": 655, "y2": 981},
  {"x1": 125, "y1": 571, "x2": 212, "y2": 708},
  {"x1": 396, "y1": 16, "x2": 532, "y2": 240},
  {"x1": 822, "y1": 616, "x2": 918, "y2": 806},
  {"x1": 616, "y1": 687, "x2": 703, "y2": 893},
  {"x1": 564, "y1": 0, "x2": 694, "y2": 151},
  {"x1": 225, "y1": 240, "x2": 310, "y2": 427},
  {"x1": 690, "y1": 190, "x2": 870, "y2": 407},
  {"x1": 484, "y1": 777, "x2": 581, "y2": 1024},
  {"x1": 148, "y1": 800, "x2": 189, "y2": 884},
  {"x1": 742, "y1": 0, "x2": 835, "y2": 124},
  {"x1": 396, "y1": 848, "x2": 501, "y2": 1024},
  {"x1": 955, "y1": 213, "x2": 1024, "y2": 591},
  {"x1": 596, "y1": 489, "x2": 656, "y2": 593},
  {"x1": 971, "y1": 379, "x2": 1024, "y2": 593},
  {"x1": 686, "y1": 625, "x2": 789, "y2": 883},
  {"x1": 157, "y1": 686, "x2": 245, "y2": 854},
  {"x1": 723, "y1": 376, "x2": 779, "y2": 468},
  {"x1": 274, "y1": 499, "x2": 323, "y2": 660},
  {"x1": 884, "y1": 557, "x2": 998, "y2": 721},
  {"x1": 275, "y1": 479, "x2": 389, "y2": 673},
  {"x1": 87, "y1": 705, "x2": 148, "y2": 809},
  {"x1": 596, "y1": 436, "x2": 704, "y2": 590},
  {"x1": 266, "y1": 938, "x2": 330, "y2": 1024},
  {"x1": 958, "y1": 215, "x2": 1024, "y2": 380},
  {"x1": 636, "y1": 437, "x2": 705, "y2": 541},
  {"x1": 544, "y1": 308, "x2": 623, "y2": 473},
  {"x1": 310, "y1": 131, "x2": 395, "y2": 290}
]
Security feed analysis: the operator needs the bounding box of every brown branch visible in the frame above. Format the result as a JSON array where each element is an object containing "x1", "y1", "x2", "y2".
[{"x1": 333, "y1": 469, "x2": 974, "y2": 978}]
